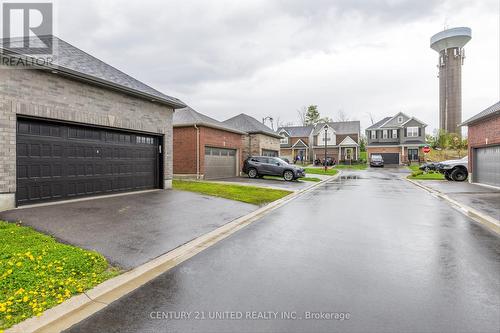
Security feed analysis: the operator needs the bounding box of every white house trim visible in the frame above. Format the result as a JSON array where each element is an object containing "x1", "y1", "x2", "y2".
[
  {"x1": 291, "y1": 139, "x2": 308, "y2": 148},
  {"x1": 401, "y1": 116, "x2": 428, "y2": 127},
  {"x1": 339, "y1": 136, "x2": 359, "y2": 146},
  {"x1": 378, "y1": 111, "x2": 412, "y2": 128}
]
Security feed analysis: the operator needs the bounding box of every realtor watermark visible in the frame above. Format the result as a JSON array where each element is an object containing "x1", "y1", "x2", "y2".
[
  {"x1": 149, "y1": 310, "x2": 351, "y2": 321},
  {"x1": 1, "y1": 1, "x2": 55, "y2": 68}
]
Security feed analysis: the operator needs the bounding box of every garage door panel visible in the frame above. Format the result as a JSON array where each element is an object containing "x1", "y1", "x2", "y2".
[
  {"x1": 204, "y1": 147, "x2": 237, "y2": 179},
  {"x1": 475, "y1": 146, "x2": 500, "y2": 187},
  {"x1": 374, "y1": 153, "x2": 399, "y2": 164},
  {"x1": 16, "y1": 118, "x2": 161, "y2": 205}
]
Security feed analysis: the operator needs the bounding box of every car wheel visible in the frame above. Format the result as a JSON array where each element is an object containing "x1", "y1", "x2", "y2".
[
  {"x1": 248, "y1": 168, "x2": 258, "y2": 178},
  {"x1": 451, "y1": 168, "x2": 468, "y2": 182},
  {"x1": 283, "y1": 170, "x2": 294, "y2": 181},
  {"x1": 444, "y1": 172, "x2": 453, "y2": 181},
  {"x1": 424, "y1": 166, "x2": 430, "y2": 172}
]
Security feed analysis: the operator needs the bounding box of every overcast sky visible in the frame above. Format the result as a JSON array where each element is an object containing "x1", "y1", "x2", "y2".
[{"x1": 53, "y1": 0, "x2": 499, "y2": 133}]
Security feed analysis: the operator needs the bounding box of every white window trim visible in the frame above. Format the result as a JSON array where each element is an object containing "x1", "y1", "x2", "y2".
[
  {"x1": 280, "y1": 136, "x2": 289, "y2": 144},
  {"x1": 407, "y1": 127, "x2": 419, "y2": 137},
  {"x1": 392, "y1": 129, "x2": 397, "y2": 138},
  {"x1": 398, "y1": 116, "x2": 404, "y2": 123},
  {"x1": 382, "y1": 130, "x2": 388, "y2": 139},
  {"x1": 371, "y1": 130, "x2": 376, "y2": 139}
]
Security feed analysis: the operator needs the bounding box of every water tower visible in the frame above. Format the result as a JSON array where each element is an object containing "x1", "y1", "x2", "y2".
[{"x1": 430, "y1": 27, "x2": 471, "y2": 136}]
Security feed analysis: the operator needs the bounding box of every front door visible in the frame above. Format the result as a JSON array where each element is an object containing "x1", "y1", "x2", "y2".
[
  {"x1": 345, "y1": 148, "x2": 353, "y2": 160},
  {"x1": 408, "y1": 148, "x2": 419, "y2": 161}
]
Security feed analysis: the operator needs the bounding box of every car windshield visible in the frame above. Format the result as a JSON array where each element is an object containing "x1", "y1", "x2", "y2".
[{"x1": 372, "y1": 156, "x2": 383, "y2": 161}]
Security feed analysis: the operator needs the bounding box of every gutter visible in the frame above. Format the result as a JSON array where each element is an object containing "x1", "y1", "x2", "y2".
[
  {"x1": 194, "y1": 124, "x2": 200, "y2": 179},
  {"x1": 173, "y1": 122, "x2": 247, "y2": 135}
]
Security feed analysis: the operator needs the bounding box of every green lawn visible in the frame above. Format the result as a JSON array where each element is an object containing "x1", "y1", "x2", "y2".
[
  {"x1": 407, "y1": 173, "x2": 445, "y2": 180},
  {"x1": 304, "y1": 168, "x2": 339, "y2": 176},
  {"x1": 0, "y1": 222, "x2": 119, "y2": 331},
  {"x1": 173, "y1": 180, "x2": 292, "y2": 205},
  {"x1": 262, "y1": 176, "x2": 321, "y2": 182},
  {"x1": 407, "y1": 164, "x2": 444, "y2": 180}
]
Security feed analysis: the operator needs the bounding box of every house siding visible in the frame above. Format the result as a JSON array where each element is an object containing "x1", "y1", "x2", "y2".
[{"x1": 0, "y1": 68, "x2": 173, "y2": 210}]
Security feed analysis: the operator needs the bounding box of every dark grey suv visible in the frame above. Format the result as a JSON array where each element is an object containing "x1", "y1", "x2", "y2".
[{"x1": 242, "y1": 156, "x2": 306, "y2": 181}]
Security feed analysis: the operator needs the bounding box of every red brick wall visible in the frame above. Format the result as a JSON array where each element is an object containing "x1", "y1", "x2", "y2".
[
  {"x1": 173, "y1": 127, "x2": 197, "y2": 174},
  {"x1": 199, "y1": 127, "x2": 243, "y2": 174},
  {"x1": 467, "y1": 114, "x2": 500, "y2": 173}
]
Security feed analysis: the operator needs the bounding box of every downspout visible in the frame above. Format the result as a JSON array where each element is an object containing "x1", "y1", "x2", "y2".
[{"x1": 194, "y1": 124, "x2": 200, "y2": 179}]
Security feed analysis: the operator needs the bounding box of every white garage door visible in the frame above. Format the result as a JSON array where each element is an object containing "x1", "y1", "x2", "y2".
[
  {"x1": 475, "y1": 145, "x2": 500, "y2": 187},
  {"x1": 204, "y1": 147, "x2": 237, "y2": 179}
]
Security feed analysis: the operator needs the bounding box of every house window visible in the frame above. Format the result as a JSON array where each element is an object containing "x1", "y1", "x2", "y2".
[
  {"x1": 371, "y1": 131, "x2": 376, "y2": 139},
  {"x1": 280, "y1": 136, "x2": 288, "y2": 144},
  {"x1": 398, "y1": 116, "x2": 403, "y2": 123},
  {"x1": 322, "y1": 136, "x2": 331, "y2": 142},
  {"x1": 392, "y1": 129, "x2": 398, "y2": 138},
  {"x1": 407, "y1": 127, "x2": 419, "y2": 137},
  {"x1": 382, "y1": 130, "x2": 388, "y2": 139}
]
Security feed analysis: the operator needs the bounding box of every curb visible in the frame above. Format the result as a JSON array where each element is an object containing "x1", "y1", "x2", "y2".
[
  {"x1": 406, "y1": 178, "x2": 500, "y2": 235},
  {"x1": 6, "y1": 172, "x2": 340, "y2": 333}
]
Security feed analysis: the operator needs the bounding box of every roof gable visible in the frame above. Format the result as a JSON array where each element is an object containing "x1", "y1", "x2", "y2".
[
  {"x1": 291, "y1": 139, "x2": 308, "y2": 148},
  {"x1": 339, "y1": 136, "x2": 359, "y2": 146},
  {"x1": 0, "y1": 35, "x2": 185, "y2": 108},
  {"x1": 223, "y1": 113, "x2": 281, "y2": 138},
  {"x1": 312, "y1": 121, "x2": 360, "y2": 136},
  {"x1": 380, "y1": 112, "x2": 411, "y2": 128}
]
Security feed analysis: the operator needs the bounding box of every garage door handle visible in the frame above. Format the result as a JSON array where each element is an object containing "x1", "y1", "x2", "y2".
[{"x1": 159, "y1": 145, "x2": 162, "y2": 154}]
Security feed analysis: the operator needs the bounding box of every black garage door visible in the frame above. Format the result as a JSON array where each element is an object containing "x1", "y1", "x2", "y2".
[
  {"x1": 16, "y1": 118, "x2": 161, "y2": 205},
  {"x1": 377, "y1": 153, "x2": 399, "y2": 164}
]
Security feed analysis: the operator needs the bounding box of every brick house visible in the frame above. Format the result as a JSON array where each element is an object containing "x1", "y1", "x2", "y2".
[
  {"x1": 173, "y1": 107, "x2": 246, "y2": 179},
  {"x1": 277, "y1": 126, "x2": 314, "y2": 162},
  {"x1": 223, "y1": 113, "x2": 281, "y2": 158},
  {"x1": 366, "y1": 112, "x2": 427, "y2": 164},
  {"x1": 277, "y1": 121, "x2": 360, "y2": 163},
  {"x1": 0, "y1": 36, "x2": 185, "y2": 211},
  {"x1": 460, "y1": 101, "x2": 500, "y2": 188}
]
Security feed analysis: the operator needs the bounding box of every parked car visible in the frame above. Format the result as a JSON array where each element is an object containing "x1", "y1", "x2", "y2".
[
  {"x1": 370, "y1": 154, "x2": 384, "y2": 167},
  {"x1": 436, "y1": 156, "x2": 468, "y2": 181},
  {"x1": 243, "y1": 156, "x2": 305, "y2": 181},
  {"x1": 419, "y1": 162, "x2": 438, "y2": 172}
]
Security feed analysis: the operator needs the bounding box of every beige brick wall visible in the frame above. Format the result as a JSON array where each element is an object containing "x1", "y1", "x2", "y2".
[
  {"x1": 0, "y1": 68, "x2": 174, "y2": 201},
  {"x1": 241, "y1": 133, "x2": 280, "y2": 157}
]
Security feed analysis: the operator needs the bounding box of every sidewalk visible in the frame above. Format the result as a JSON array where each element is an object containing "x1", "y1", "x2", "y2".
[{"x1": 409, "y1": 180, "x2": 500, "y2": 233}]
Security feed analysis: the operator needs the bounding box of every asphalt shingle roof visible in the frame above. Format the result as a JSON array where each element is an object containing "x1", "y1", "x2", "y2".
[
  {"x1": 223, "y1": 114, "x2": 281, "y2": 138},
  {"x1": 0, "y1": 35, "x2": 185, "y2": 108},
  {"x1": 312, "y1": 121, "x2": 360, "y2": 135},
  {"x1": 366, "y1": 117, "x2": 392, "y2": 130},
  {"x1": 173, "y1": 107, "x2": 246, "y2": 134},
  {"x1": 277, "y1": 126, "x2": 314, "y2": 137},
  {"x1": 461, "y1": 101, "x2": 500, "y2": 126}
]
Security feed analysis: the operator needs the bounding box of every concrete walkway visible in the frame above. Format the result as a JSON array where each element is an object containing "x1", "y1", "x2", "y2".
[
  {"x1": 0, "y1": 190, "x2": 256, "y2": 269},
  {"x1": 415, "y1": 180, "x2": 500, "y2": 222}
]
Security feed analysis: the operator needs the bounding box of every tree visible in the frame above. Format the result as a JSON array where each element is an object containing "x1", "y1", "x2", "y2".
[
  {"x1": 359, "y1": 134, "x2": 367, "y2": 152},
  {"x1": 335, "y1": 109, "x2": 350, "y2": 122},
  {"x1": 305, "y1": 105, "x2": 320, "y2": 125},
  {"x1": 449, "y1": 134, "x2": 468, "y2": 158},
  {"x1": 297, "y1": 106, "x2": 307, "y2": 126}
]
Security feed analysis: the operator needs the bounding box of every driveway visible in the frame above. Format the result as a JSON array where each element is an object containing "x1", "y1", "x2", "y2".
[
  {"x1": 66, "y1": 169, "x2": 500, "y2": 333},
  {"x1": 0, "y1": 190, "x2": 256, "y2": 269},
  {"x1": 414, "y1": 180, "x2": 500, "y2": 221}
]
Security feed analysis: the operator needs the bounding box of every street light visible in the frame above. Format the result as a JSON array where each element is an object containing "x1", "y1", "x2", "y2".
[{"x1": 324, "y1": 124, "x2": 328, "y2": 172}]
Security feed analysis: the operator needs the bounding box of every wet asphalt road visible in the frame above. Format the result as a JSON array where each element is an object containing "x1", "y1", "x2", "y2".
[{"x1": 66, "y1": 169, "x2": 500, "y2": 333}]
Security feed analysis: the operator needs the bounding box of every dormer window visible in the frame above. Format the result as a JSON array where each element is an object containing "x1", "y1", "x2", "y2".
[
  {"x1": 398, "y1": 116, "x2": 404, "y2": 123},
  {"x1": 280, "y1": 135, "x2": 288, "y2": 144}
]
